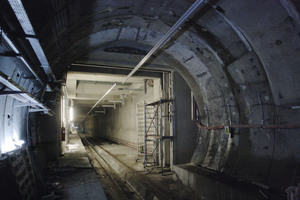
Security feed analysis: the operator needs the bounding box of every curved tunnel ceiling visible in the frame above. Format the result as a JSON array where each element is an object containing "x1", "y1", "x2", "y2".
[{"x1": 1, "y1": 0, "x2": 300, "y2": 192}]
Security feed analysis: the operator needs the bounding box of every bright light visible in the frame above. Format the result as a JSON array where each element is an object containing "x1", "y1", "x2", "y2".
[
  {"x1": 69, "y1": 107, "x2": 74, "y2": 122},
  {"x1": 2, "y1": 139, "x2": 25, "y2": 153},
  {"x1": 2, "y1": 127, "x2": 25, "y2": 153},
  {"x1": 2, "y1": 139, "x2": 16, "y2": 153},
  {"x1": 61, "y1": 97, "x2": 65, "y2": 126},
  {"x1": 14, "y1": 139, "x2": 24, "y2": 147}
]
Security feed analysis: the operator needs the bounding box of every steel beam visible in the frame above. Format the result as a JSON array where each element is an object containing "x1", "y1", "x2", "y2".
[{"x1": 0, "y1": 71, "x2": 52, "y2": 115}]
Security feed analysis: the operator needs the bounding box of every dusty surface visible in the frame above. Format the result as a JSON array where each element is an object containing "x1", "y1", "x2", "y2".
[
  {"x1": 83, "y1": 134, "x2": 198, "y2": 200},
  {"x1": 47, "y1": 133, "x2": 107, "y2": 200}
]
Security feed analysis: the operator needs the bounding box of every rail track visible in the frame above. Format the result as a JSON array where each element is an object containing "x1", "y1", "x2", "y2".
[{"x1": 79, "y1": 134, "x2": 142, "y2": 200}]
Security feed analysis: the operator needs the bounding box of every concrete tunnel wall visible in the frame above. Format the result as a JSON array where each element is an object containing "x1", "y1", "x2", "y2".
[
  {"x1": 0, "y1": 57, "x2": 60, "y2": 161},
  {"x1": 83, "y1": 71, "x2": 199, "y2": 164},
  {"x1": 68, "y1": 22, "x2": 299, "y2": 191},
  {"x1": 68, "y1": 2, "x2": 300, "y2": 190},
  {"x1": 0, "y1": 0, "x2": 299, "y2": 193},
  {"x1": 93, "y1": 78, "x2": 160, "y2": 146}
]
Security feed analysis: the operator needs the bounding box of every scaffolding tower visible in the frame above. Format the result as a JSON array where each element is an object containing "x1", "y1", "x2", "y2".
[
  {"x1": 136, "y1": 101, "x2": 148, "y2": 159},
  {"x1": 143, "y1": 99, "x2": 173, "y2": 174}
]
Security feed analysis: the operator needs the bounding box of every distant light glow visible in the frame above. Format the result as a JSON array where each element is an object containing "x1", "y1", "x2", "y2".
[
  {"x1": 69, "y1": 107, "x2": 74, "y2": 122},
  {"x1": 61, "y1": 97, "x2": 65, "y2": 126},
  {"x1": 2, "y1": 127, "x2": 25, "y2": 153}
]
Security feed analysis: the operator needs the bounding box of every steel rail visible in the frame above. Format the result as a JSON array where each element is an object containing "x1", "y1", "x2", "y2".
[{"x1": 79, "y1": 135, "x2": 142, "y2": 200}]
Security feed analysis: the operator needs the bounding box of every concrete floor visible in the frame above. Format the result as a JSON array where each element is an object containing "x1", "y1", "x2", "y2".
[
  {"x1": 44, "y1": 132, "x2": 285, "y2": 200},
  {"x1": 48, "y1": 133, "x2": 107, "y2": 200},
  {"x1": 80, "y1": 134, "x2": 285, "y2": 200},
  {"x1": 82, "y1": 134, "x2": 199, "y2": 200}
]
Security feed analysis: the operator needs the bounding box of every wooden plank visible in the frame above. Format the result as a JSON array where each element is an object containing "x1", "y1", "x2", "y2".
[
  {"x1": 11, "y1": 156, "x2": 24, "y2": 167},
  {"x1": 15, "y1": 165, "x2": 26, "y2": 176},
  {"x1": 18, "y1": 173, "x2": 29, "y2": 187}
]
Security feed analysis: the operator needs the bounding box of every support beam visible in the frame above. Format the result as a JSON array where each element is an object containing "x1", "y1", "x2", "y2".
[{"x1": 0, "y1": 71, "x2": 52, "y2": 115}]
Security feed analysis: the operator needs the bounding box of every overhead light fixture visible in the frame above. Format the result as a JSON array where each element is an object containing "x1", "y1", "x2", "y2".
[
  {"x1": 1, "y1": 129, "x2": 25, "y2": 153},
  {"x1": 108, "y1": 100, "x2": 123, "y2": 103},
  {"x1": 62, "y1": 97, "x2": 65, "y2": 125},
  {"x1": 95, "y1": 110, "x2": 105, "y2": 114},
  {"x1": 2, "y1": 139, "x2": 25, "y2": 153},
  {"x1": 102, "y1": 103, "x2": 117, "y2": 109},
  {"x1": 69, "y1": 107, "x2": 74, "y2": 122},
  {"x1": 117, "y1": 88, "x2": 143, "y2": 91},
  {"x1": 102, "y1": 105, "x2": 115, "y2": 108}
]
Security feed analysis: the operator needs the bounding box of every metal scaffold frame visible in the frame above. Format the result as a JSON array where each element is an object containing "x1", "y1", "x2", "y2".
[{"x1": 144, "y1": 99, "x2": 173, "y2": 174}]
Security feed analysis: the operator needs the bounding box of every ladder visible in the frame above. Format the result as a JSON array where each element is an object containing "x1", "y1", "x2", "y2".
[
  {"x1": 136, "y1": 102, "x2": 145, "y2": 158},
  {"x1": 136, "y1": 102, "x2": 156, "y2": 161},
  {"x1": 8, "y1": 147, "x2": 36, "y2": 200}
]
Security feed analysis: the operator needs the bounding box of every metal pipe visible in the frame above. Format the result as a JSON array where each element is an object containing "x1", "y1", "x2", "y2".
[
  {"x1": 160, "y1": 101, "x2": 163, "y2": 175},
  {"x1": 122, "y1": 0, "x2": 207, "y2": 84},
  {"x1": 78, "y1": 83, "x2": 116, "y2": 124},
  {"x1": 144, "y1": 103, "x2": 147, "y2": 167},
  {"x1": 71, "y1": 62, "x2": 171, "y2": 73}
]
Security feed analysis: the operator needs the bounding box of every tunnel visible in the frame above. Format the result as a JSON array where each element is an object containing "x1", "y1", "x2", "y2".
[{"x1": 0, "y1": 0, "x2": 300, "y2": 199}]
